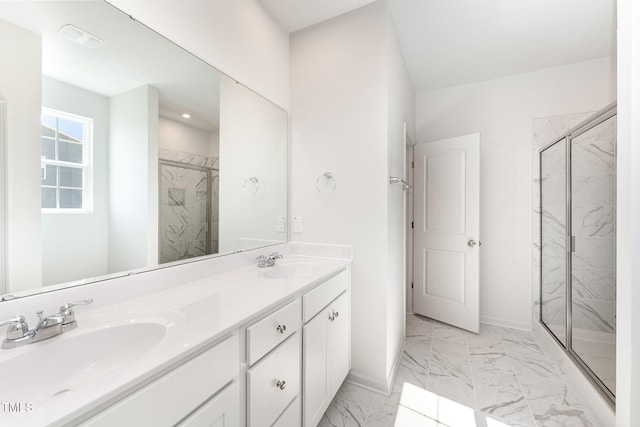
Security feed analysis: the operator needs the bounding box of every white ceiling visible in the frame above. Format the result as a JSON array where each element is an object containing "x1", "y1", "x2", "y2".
[
  {"x1": 259, "y1": 0, "x2": 616, "y2": 92},
  {"x1": 258, "y1": 0, "x2": 377, "y2": 33}
]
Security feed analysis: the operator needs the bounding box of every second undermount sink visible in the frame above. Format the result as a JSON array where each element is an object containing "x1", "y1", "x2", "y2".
[
  {"x1": 0, "y1": 321, "x2": 170, "y2": 403},
  {"x1": 261, "y1": 258, "x2": 326, "y2": 279}
]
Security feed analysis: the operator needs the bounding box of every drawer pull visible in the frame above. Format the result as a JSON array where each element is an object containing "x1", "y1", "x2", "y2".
[
  {"x1": 329, "y1": 314, "x2": 335, "y2": 322},
  {"x1": 276, "y1": 324, "x2": 287, "y2": 334},
  {"x1": 276, "y1": 380, "x2": 286, "y2": 390},
  {"x1": 333, "y1": 311, "x2": 339, "y2": 318}
]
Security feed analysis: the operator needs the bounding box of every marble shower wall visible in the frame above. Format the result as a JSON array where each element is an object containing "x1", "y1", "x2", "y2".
[
  {"x1": 570, "y1": 116, "x2": 616, "y2": 335},
  {"x1": 532, "y1": 112, "x2": 616, "y2": 336},
  {"x1": 159, "y1": 149, "x2": 220, "y2": 264}
]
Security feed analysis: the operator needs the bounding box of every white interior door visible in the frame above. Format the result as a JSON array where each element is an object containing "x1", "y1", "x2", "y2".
[{"x1": 413, "y1": 134, "x2": 480, "y2": 333}]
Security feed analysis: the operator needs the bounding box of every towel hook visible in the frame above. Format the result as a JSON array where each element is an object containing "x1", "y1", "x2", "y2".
[{"x1": 389, "y1": 176, "x2": 411, "y2": 190}]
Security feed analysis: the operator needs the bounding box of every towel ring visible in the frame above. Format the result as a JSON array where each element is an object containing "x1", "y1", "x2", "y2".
[
  {"x1": 316, "y1": 172, "x2": 336, "y2": 194},
  {"x1": 243, "y1": 177, "x2": 259, "y2": 195}
]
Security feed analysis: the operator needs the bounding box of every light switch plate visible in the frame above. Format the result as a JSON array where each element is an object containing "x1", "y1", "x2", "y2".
[
  {"x1": 276, "y1": 216, "x2": 285, "y2": 233},
  {"x1": 293, "y1": 217, "x2": 303, "y2": 233}
]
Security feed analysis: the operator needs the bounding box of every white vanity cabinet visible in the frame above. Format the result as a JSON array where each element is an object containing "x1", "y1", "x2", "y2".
[
  {"x1": 81, "y1": 335, "x2": 240, "y2": 427},
  {"x1": 302, "y1": 270, "x2": 350, "y2": 427},
  {"x1": 69, "y1": 261, "x2": 350, "y2": 427}
]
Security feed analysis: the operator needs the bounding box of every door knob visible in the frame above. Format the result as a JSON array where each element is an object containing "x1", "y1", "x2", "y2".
[{"x1": 468, "y1": 240, "x2": 477, "y2": 247}]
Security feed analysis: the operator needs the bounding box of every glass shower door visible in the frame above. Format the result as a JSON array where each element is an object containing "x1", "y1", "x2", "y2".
[
  {"x1": 540, "y1": 138, "x2": 568, "y2": 346},
  {"x1": 539, "y1": 105, "x2": 616, "y2": 406},
  {"x1": 570, "y1": 115, "x2": 617, "y2": 397}
]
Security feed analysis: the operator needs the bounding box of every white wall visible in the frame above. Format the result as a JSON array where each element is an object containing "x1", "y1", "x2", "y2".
[
  {"x1": 0, "y1": 19, "x2": 42, "y2": 292},
  {"x1": 218, "y1": 75, "x2": 288, "y2": 252},
  {"x1": 290, "y1": 0, "x2": 413, "y2": 391},
  {"x1": 108, "y1": 85, "x2": 159, "y2": 272},
  {"x1": 616, "y1": 0, "x2": 640, "y2": 424},
  {"x1": 385, "y1": 9, "x2": 415, "y2": 374},
  {"x1": 105, "y1": 0, "x2": 289, "y2": 110},
  {"x1": 41, "y1": 77, "x2": 110, "y2": 286},
  {"x1": 158, "y1": 116, "x2": 218, "y2": 158},
  {"x1": 416, "y1": 57, "x2": 616, "y2": 329}
]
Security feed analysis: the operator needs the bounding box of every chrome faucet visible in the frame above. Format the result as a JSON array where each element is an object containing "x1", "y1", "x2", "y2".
[
  {"x1": 0, "y1": 299, "x2": 93, "y2": 349},
  {"x1": 257, "y1": 252, "x2": 283, "y2": 268}
]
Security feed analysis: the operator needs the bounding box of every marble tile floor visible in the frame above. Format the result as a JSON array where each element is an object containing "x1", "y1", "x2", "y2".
[
  {"x1": 541, "y1": 323, "x2": 616, "y2": 395},
  {"x1": 319, "y1": 314, "x2": 604, "y2": 427}
]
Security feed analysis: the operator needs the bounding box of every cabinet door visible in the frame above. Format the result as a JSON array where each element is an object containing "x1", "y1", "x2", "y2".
[
  {"x1": 303, "y1": 311, "x2": 329, "y2": 427},
  {"x1": 178, "y1": 382, "x2": 239, "y2": 427},
  {"x1": 328, "y1": 292, "x2": 350, "y2": 397}
]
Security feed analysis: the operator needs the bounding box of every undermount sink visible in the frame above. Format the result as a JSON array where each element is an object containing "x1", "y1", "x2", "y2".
[
  {"x1": 0, "y1": 321, "x2": 168, "y2": 403},
  {"x1": 261, "y1": 258, "x2": 325, "y2": 279}
]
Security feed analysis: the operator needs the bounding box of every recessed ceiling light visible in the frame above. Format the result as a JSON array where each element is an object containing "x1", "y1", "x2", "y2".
[
  {"x1": 58, "y1": 24, "x2": 103, "y2": 48},
  {"x1": 182, "y1": 113, "x2": 191, "y2": 119}
]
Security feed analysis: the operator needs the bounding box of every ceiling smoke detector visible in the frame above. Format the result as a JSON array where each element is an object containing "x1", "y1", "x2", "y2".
[{"x1": 58, "y1": 24, "x2": 103, "y2": 48}]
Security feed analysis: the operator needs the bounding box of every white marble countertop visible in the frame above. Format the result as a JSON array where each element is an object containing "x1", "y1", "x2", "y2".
[{"x1": 0, "y1": 247, "x2": 351, "y2": 427}]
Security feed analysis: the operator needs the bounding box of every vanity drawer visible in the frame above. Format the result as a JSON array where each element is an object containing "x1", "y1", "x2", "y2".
[
  {"x1": 302, "y1": 269, "x2": 348, "y2": 322},
  {"x1": 247, "y1": 333, "x2": 300, "y2": 427},
  {"x1": 83, "y1": 334, "x2": 239, "y2": 427},
  {"x1": 272, "y1": 397, "x2": 301, "y2": 427},
  {"x1": 246, "y1": 299, "x2": 300, "y2": 365}
]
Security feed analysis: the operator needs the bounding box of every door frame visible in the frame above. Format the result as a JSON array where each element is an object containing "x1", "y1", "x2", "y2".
[{"x1": 406, "y1": 141, "x2": 415, "y2": 314}]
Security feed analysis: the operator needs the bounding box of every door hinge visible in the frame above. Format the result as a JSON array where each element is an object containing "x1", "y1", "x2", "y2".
[
  {"x1": 411, "y1": 161, "x2": 414, "y2": 168},
  {"x1": 411, "y1": 221, "x2": 414, "y2": 229},
  {"x1": 411, "y1": 282, "x2": 414, "y2": 289}
]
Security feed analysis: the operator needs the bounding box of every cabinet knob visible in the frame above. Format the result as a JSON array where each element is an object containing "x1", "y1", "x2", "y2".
[
  {"x1": 276, "y1": 324, "x2": 286, "y2": 334},
  {"x1": 328, "y1": 314, "x2": 335, "y2": 322},
  {"x1": 334, "y1": 311, "x2": 339, "y2": 318},
  {"x1": 276, "y1": 380, "x2": 286, "y2": 390}
]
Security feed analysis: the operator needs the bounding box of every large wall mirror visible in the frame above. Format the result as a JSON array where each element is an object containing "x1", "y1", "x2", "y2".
[{"x1": 0, "y1": 1, "x2": 288, "y2": 299}]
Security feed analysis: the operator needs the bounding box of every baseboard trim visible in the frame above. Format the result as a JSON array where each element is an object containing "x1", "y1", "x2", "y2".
[
  {"x1": 480, "y1": 315, "x2": 533, "y2": 331},
  {"x1": 345, "y1": 371, "x2": 390, "y2": 396},
  {"x1": 345, "y1": 338, "x2": 405, "y2": 396}
]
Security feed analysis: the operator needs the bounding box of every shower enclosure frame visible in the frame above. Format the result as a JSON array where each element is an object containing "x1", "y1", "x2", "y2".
[
  {"x1": 158, "y1": 158, "x2": 219, "y2": 262},
  {"x1": 539, "y1": 102, "x2": 617, "y2": 409}
]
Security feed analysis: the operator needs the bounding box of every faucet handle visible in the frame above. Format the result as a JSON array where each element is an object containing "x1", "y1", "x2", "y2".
[
  {"x1": 59, "y1": 299, "x2": 94, "y2": 324},
  {"x1": 0, "y1": 315, "x2": 29, "y2": 340},
  {"x1": 59, "y1": 299, "x2": 94, "y2": 313},
  {"x1": 269, "y1": 252, "x2": 283, "y2": 259}
]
